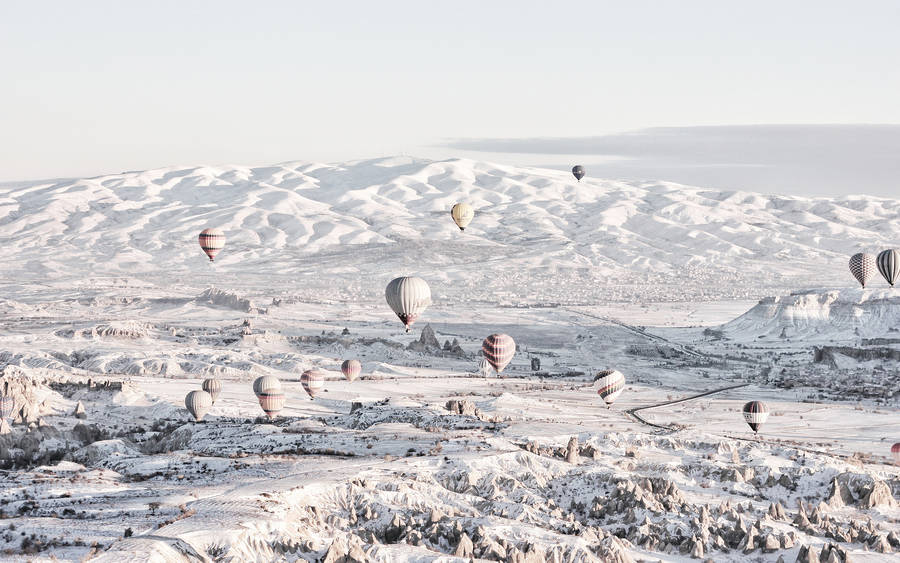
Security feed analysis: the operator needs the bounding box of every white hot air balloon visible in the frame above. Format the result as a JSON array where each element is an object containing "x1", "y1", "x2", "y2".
[
  {"x1": 253, "y1": 375, "x2": 281, "y2": 398},
  {"x1": 202, "y1": 378, "x2": 222, "y2": 403},
  {"x1": 450, "y1": 203, "x2": 474, "y2": 231},
  {"x1": 593, "y1": 370, "x2": 625, "y2": 407},
  {"x1": 185, "y1": 390, "x2": 213, "y2": 422},
  {"x1": 385, "y1": 277, "x2": 432, "y2": 332}
]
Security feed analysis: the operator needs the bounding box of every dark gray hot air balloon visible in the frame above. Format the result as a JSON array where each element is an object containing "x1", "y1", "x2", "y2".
[
  {"x1": 742, "y1": 401, "x2": 769, "y2": 433},
  {"x1": 876, "y1": 249, "x2": 899, "y2": 287},
  {"x1": 572, "y1": 165, "x2": 585, "y2": 182}
]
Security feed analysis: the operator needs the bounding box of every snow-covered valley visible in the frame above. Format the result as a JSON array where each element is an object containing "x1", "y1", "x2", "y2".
[{"x1": 0, "y1": 157, "x2": 897, "y2": 562}]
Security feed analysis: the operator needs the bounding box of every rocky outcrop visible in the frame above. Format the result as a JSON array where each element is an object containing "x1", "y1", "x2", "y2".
[{"x1": 197, "y1": 287, "x2": 255, "y2": 313}]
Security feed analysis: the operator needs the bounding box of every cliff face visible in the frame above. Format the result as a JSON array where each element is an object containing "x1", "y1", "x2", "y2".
[
  {"x1": 720, "y1": 289, "x2": 900, "y2": 342},
  {"x1": 0, "y1": 369, "x2": 59, "y2": 424}
]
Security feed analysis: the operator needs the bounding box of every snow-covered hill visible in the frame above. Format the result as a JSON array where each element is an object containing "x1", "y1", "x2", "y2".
[
  {"x1": 2, "y1": 156, "x2": 898, "y2": 304},
  {"x1": 720, "y1": 288, "x2": 900, "y2": 342}
]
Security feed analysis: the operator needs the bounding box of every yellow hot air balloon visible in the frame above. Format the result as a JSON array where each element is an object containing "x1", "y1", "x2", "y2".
[{"x1": 450, "y1": 203, "x2": 474, "y2": 231}]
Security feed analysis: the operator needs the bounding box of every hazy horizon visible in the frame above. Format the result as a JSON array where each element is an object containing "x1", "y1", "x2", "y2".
[{"x1": 3, "y1": 1, "x2": 900, "y2": 196}]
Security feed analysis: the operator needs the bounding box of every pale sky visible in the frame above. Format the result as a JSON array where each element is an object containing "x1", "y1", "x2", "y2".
[{"x1": 2, "y1": 0, "x2": 900, "y2": 189}]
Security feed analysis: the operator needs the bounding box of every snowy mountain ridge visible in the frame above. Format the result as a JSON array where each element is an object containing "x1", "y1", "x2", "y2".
[{"x1": 1, "y1": 156, "x2": 898, "y2": 302}]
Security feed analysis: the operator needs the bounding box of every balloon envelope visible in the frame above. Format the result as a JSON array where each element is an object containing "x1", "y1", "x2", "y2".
[
  {"x1": 742, "y1": 401, "x2": 769, "y2": 433},
  {"x1": 892, "y1": 442, "x2": 900, "y2": 465},
  {"x1": 450, "y1": 203, "x2": 474, "y2": 231},
  {"x1": 849, "y1": 253, "x2": 876, "y2": 288},
  {"x1": 385, "y1": 277, "x2": 432, "y2": 332},
  {"x1": 341, "y1": 360, "x2": 362, "y2": 382},
  {"x1": 594, "y1": 370, "x2": 625, "y2": 406},
  {"x1": 301, "y1": 369, "x2": 325, "y2": 398},
  {"x1": 482, "y1": 334, "x2": 516, "y2": 374},
  {"x1": 253, "y1": 375, "x2": 281, "y2": 398},
  {"x1": 877, "y1": 249, "x2": 899, "y2": 287},
  {"x1": 198, "y1": 228, "x2": 225, "y2": 262},
  {"x1": 259, "y1": 391, "x2": 285, "y2": 420},
  {"x1": 201, "y1": 378, "x2": 222, "y2": 403},
  {"x1": 185, "y1": 390, "x2": 213, "y2": 421},
  {"x1": 572, "y1": 165, "x2": 585, "y2": 181}
]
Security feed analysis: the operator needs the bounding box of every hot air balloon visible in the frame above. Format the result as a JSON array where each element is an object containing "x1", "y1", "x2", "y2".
[
  {"x1": 849, "y1": 253, "x2": 877, "y2": 288},
  {"x1": 185, "y1": 390, "x2": 213, "y2": 422},
  {"x1": 0, "y1": 396, "x2": 14, "y2": 421},
  {"x1": 202, "y1": 378, "x2": 222, "y2": 403},
  {"x1": 198, "y1": 228, "x2": 225, "y2": 262},
  {"x1": 877, "y1": 249, "x2": 899, "y2": 287},
  {"x1": 253, "y1": 375, "x2": 281, "y2": 399},
  {"x1": 450, "y1": 203, "x2": 474, "y2": 231},
  {"x1": 385, "y1": 277, "x2": 432, "y2": 332},
  {"x1": 301, "y1": 369, "x2": 325, "y2": 399},
  {"x1": 892, "y1": 442, "x2": 900, "y2": 465},
  {"x1": 478, "y1": 358, "x2": 493, "y2": 378},
  {"x1": 341, "y1": 360, "x2": 361, "y2": 382},
  {"x1": 572, "y1": 165, "x2": 585, "y2": 182},
  {"x1": 594, "y1": 370, "x2": 625, "y2": 407},
  {"x1": 258, "y1": 390, "x2": 285, "y2": 420},
  {"x1": 742, "y1": 401, "x2": 769, "y2": 433},
  {"x1": 482, "y1": 334, "x2": 516, "y2": 375}
]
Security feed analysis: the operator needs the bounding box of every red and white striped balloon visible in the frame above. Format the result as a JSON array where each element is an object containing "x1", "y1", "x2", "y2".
[
  {"x1": 341, "y1": 360, "x2": 361, "y2": 382},
  {"x1": 301, "y1": 369, "x2": 325, "y2": 399},
  {"x1": 482, "y1": 334, "x2": 516, "y2": 375},
  {"x1": 258, "y1": 391, "x2": 285, "y2": 420},
  {"x1": 594, "y1": 370, "x2": 625, "y2": 407},
  {"x1": 198, "y1": 228, "x2": 225, "y2": 262}
]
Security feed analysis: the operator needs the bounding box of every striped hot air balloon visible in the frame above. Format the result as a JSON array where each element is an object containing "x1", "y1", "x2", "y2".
[
  {"x1": 0, "y1": 396, "x2": 14, "y2": 421},
  {"x1": 252, "y1": 375, "x2": 281, "y2": 398},
  {"x1": 877, "y1": 249, "x2": 899, "y2": 287},
  {"x1": 450, "y1": 203, "x2": 474, "y2": 231},
  {"x1": 742, "y1": 401, "x2": 769, "y2": 433},
  {"x1": 892, "y1": 442, "x2": 900, "y2": 465},
  {"x1": 198, "y1": 228, "x2": 225, "y2": 262},
  {"x1": 258, "y1": 390, "x2": 285, "y2": 420},
  {"x1": 594, "y1": 370, "x2": 625, "y2": 407},
  {"x1": 185, "y1": 390, "x2": 213, "y2": 422},
  {"x1": 202, "y1": 378, "x2": 222, "y2": 403},
  {"x1": 482, "y1": 334, "x2": 516, "y2": 375},
  {"x1": 341, "y1": 360, "x2": 361, "y2": 382},
  {"x1": 849, "y1": 253, "x2": 877, "y2": 288},
  {"x1": 385, "y1": 277, "x2": 432, "y2": 332},
  {"x1": 301, "y1": 369, "x2": 325, "y2": 399}
]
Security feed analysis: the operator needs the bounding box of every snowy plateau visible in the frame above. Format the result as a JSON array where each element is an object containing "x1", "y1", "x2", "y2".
[{"x1": 0, "y1": 156, "x2": 897, "y2": 562}]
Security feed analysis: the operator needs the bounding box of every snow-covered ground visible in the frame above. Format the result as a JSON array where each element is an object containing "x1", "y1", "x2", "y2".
[{"x1": 0, "y1": 158, "x2": 897, "y2": 562}]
